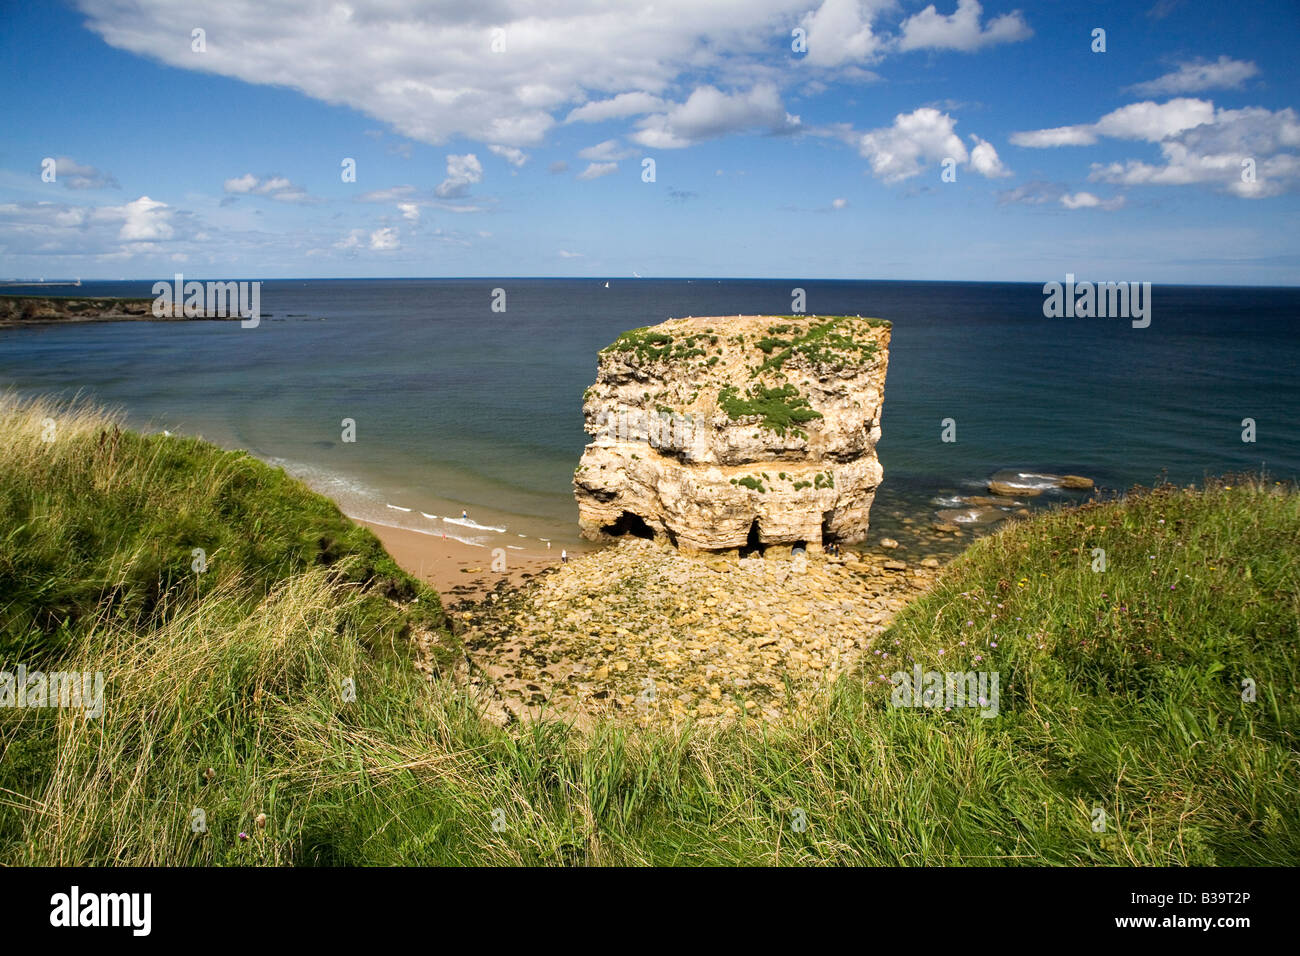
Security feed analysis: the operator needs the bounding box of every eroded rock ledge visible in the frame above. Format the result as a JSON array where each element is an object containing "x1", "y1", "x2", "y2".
[{"x1": 574, "y1": 314, "x2": 891, "y2": 552}]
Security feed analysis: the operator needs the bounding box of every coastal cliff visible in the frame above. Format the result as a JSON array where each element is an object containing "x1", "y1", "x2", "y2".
[{"x1": 574, "y1": 314, "x2": 891, "y2": 552}]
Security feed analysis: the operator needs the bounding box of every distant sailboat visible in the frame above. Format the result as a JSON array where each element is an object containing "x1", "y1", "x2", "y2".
[{"x1": 604, "y1": 280, "x2": 610, "y2": 288}]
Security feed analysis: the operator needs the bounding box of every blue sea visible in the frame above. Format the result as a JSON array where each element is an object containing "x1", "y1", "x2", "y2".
[{"x1": 2, "y1": 278, "x2": 1298, "y2": 552}]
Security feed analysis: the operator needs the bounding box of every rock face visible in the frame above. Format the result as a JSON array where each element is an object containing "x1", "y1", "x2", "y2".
[{"x1": 573, "y1": 314, "x2": 891, "y2": 552}]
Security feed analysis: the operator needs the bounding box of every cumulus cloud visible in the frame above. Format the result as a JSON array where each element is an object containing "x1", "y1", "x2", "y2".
[
  {"x1": 488, "y1": 145, "x2": 528, "y2": 167},
  {"x1": 397, "y1": 202, "x2": 421, "y2": 222},
  {"x1": 1088, "y1": 105, "x2": 1300, "y2": 197},
  {"x1": 1059, "y1": 191, "x2": 1125, "y2": 210},
  {"x1": 1011, "y1": 99, "x2": 1215, "y2": 147},
  {"x1": 853, "y1": 107, "x2": 1008, "y2": 182},
  {"x1": 1013, "y1": 97, "x2": 1300, "y2": 197},
  {"x1": 75, "y1": 0, "x2": 1034, "y2": 157},
  {"x1": 968, "y1": 135, "x2": 1011, "y2": 177},
  {"x1": 117, "y1": 196, "x2": 174, "y2": 240},
  {"x1": 76, "y1": 0, "x2": 817, "y2": 148},
  {"x1": 898, "y1": 0, "x2": 1032, "y2": 53},
  {"x1": 1127, "y1": 56, "x2": 1259, "y2": 97},
  {"x1": 576, "y1": 162, "x2": 618, "y2": 181},
  {"x1": 435, "y1": 153, "x2": 483, "y2": 198},
  {"x1": 831, "y1": 197, "x2": 848, "y2": 209},
  {"x1": 798, "y1": 0, "x2": 892, "y2": 68},
  {"x1": 631, "y1": 83, "x2": 799, "y2": 149},
  {"x1": 222, "y1": 173, "x2": 313, "y2": 203},
  {"x1": 53, "y1": 157, "x2": 118, "y2": 190}
]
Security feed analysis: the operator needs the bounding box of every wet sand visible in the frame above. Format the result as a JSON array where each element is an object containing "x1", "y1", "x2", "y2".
[{"x1": 356, "y1": 518, "x2": 589, "y2": 602}]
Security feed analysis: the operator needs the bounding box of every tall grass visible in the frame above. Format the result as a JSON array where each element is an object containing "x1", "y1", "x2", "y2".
[{"x1": 1, "y1": 396, "x2": 1296, "y2": 865}]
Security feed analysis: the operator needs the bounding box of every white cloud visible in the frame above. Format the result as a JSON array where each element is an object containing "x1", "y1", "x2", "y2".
[
  {"x1": 576, "y1": 162, "x2": 618, "y2": 181},
  {"x1": 75, "y1": 0, "x2": 1035, "y2": 157},
  {"x1": 435, "y1": 153, "x2": 483, "y2": 198},
  {"x1": 117, "y1": 196, "x2": 173, "y2": 240},
  {"x1": 222, "y1": 173, "x2": 313, "y2": 203},
  {"x1": 1008, "y1": 126, "x2": 1099, "y2": 148},
  {"x1": 1012, "y1": 98, "x2": 1215, "y2": 148},
  {"x1": 566, "y1": 92, "x2": 668, "y2": 124},
  {"x1": 854, "y1": 107, "x2": 1006, "y2": 182},
  {"x1": 558, "y1": 249, "x2": 584, "y2": 258},
  {"x1": 578, "y1": 139, "x2": 636, "y2": 162},
  {"x1": 1127, "y1": 56, "x2": 1259, "y2": 97},
  {"x1": 369, "y1": 227, "x2": 399, "y2": 250},
  {"x1": 831, "y1": 197, "x2": 848, "y2": 209},
  {"x1": 77, "y1": 0, "x2": 815, "y2": 149},
  {"x1": 631, "y1": 83, "x2": 799, "y2": 149},
  {"x1": 1094, "y1": 99, "x2": 1216, "y2": 142},
  {"x1": 898, "y1": 0, "x2": 1032, "y2": 53},
  {"x1": 1059, "y1": 192, "x2": 1125, "y2": 210},
  {"x1": 222, "y1": 173, "x2": 259, "y2": 194},
  {"x1": 1013, "y1": 97, "x2": 1300, "y2": 198},
  {"x1": 397, "y1": 202, "x2": 421, "y2": 222},
  {"x1": 488, "y1": 145, "x2": 528, "y2": 167},
  {"x1": 799, "y1": 0, "x2": 892, "y2": 68},
  {"x1": 1088, "y1": 105, "x2": 1300, "y2": 198},
  {"x1": 968, "y1": 135, "x2": 1011, "y2": 177}
]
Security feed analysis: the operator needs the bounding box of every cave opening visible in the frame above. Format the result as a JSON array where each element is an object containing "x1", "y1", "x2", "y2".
[
  {"x1": 740, "y1": 518, "x2": 765, "y2": 558},
  {"x1": 602, "y1": 510, "x2": 656, "y2": 540},
  {"x1": 821, "y1": 510, "x2": 838, "y2": 545}
]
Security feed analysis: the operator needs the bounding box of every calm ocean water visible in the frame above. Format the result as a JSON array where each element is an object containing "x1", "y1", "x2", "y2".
[{"x1": 2, "y1": 279, "x2": 1298, "y2": 551}]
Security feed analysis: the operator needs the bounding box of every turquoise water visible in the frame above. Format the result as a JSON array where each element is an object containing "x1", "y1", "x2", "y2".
[{"x1": 2, "y1": 278, "x2": 1297, "y2": 550}]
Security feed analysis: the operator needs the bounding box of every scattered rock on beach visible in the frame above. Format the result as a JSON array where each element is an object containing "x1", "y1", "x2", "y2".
[{"x1": 457, "y1": 537, "x2": 940, "y2": 728}]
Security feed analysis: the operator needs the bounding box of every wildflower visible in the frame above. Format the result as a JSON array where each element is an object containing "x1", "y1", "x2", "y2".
[
  {"x1": 959, "y1": 640, "x2": 966, "y2": 647},
  {"x1": 238, "y1": 832, "x2": 249, "y2": 842}
]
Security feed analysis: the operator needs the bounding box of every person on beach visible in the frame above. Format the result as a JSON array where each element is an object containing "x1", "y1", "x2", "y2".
[
  {"x1": 462, "y1": 509, "x2": 468, "y2": 520},
  {"x1": 561, "y1": 549, "x2": 568, "y2": 564}
]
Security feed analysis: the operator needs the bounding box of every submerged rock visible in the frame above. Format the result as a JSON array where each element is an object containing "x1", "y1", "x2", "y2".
[{"x1": 573, "y1": 314, "x2": 892, "y2": 552}]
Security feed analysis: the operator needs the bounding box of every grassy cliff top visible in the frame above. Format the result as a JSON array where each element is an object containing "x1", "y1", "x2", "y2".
[{"x1": 1, "y1": 394, "x2": 1295, "y2": 865}]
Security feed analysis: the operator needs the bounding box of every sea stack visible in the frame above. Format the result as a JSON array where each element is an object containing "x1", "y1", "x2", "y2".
[{"x1": 574, "y1": 314, "x2": 891, "y2": 552}]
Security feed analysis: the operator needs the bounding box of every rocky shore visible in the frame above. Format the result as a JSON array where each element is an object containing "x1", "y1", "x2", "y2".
[
  {"x1": 0, "y1": 295, "x2": 231, "y2": 327},
  {"x1": 452, "y1": 535, "x2": 941, "y2": 728}
]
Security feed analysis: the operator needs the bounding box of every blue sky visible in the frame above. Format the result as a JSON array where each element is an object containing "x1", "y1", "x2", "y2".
[{"x1": 2, "y1": 0, "x2": 1298, "y2": 283}]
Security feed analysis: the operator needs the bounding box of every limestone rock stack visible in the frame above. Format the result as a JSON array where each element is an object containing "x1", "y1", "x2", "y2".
[{"x1": 573, "y1": 314, "x2": 891, "y2": 552}]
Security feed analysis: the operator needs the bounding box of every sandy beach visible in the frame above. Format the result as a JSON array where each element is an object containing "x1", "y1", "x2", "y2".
[{"x1": 356, "y1": 517, "x2": 589, "y2": 603}]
